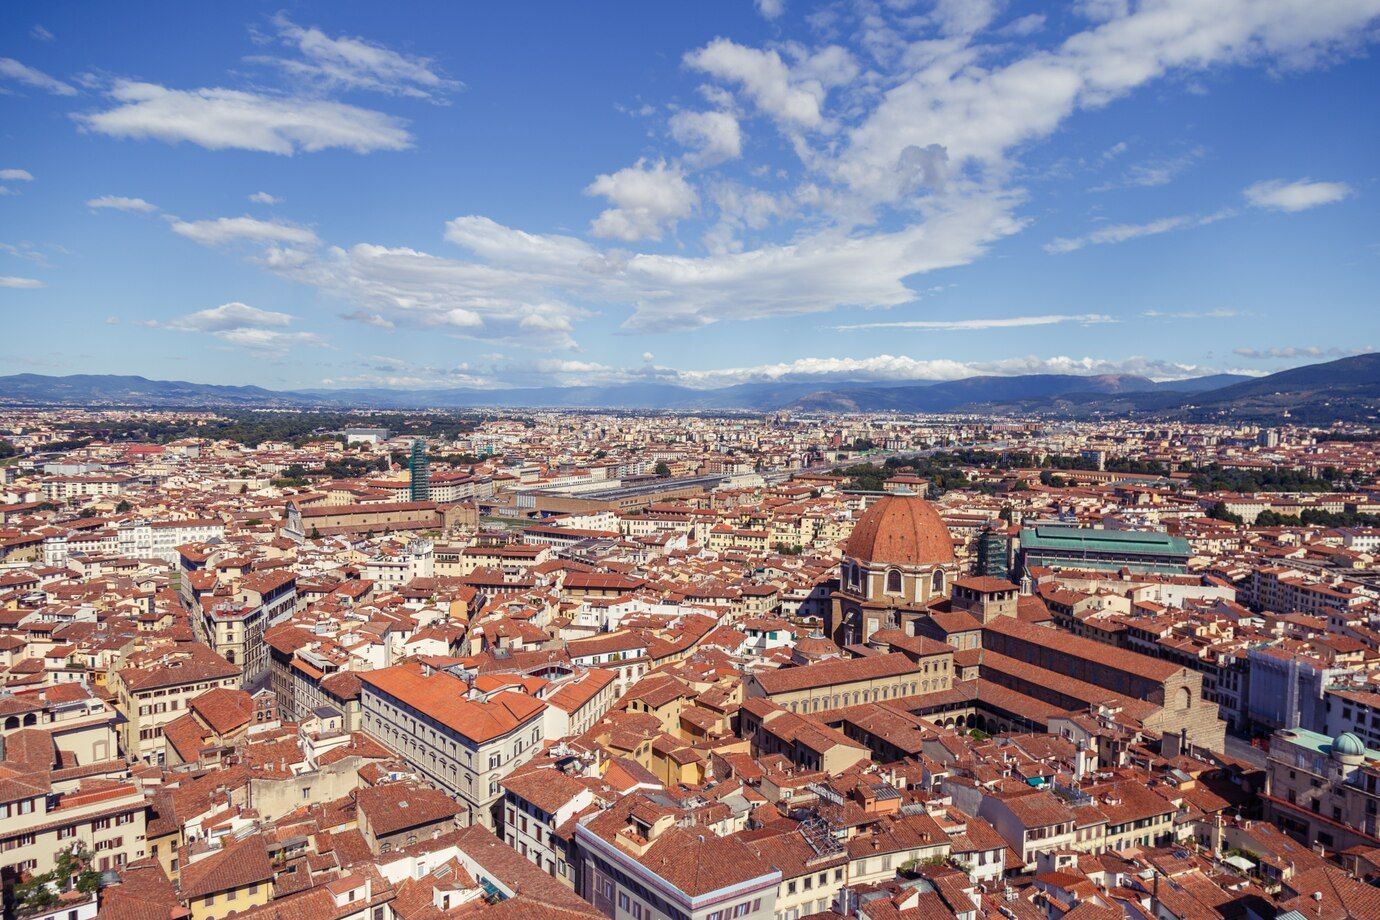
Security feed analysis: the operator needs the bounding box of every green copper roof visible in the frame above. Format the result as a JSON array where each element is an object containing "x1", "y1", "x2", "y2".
[
  {"x1": 1019, "y1": 525, "x2": 1190, "y2": 556},
  {"x1": 1277, "y1": 726, "x2": 1380, "y2": 759}
]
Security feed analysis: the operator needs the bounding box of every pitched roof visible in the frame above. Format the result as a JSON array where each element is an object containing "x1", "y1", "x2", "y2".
[
  {"x1": 754, "y1": 652, "x2": 915, "y2": 694},
  {"x1": 356, "y1": 782, "x2": 463, "y2": 837},
  {"x1": 358, "y1": 662, "x2": 545, "y2": 743},
  {"x1": 178, "y1": 834, "x2": 273, "y2": 899}
]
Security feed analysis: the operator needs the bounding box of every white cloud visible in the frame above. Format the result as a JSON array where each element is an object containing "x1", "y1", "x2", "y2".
[
  {"x1": 263, "y1": 239, "x2": 588, "y2": 349},
  {"x1": 258, "y1": 13, "x2": 460, "y2": 103},
  {"x1": 836, "y1": 0, "x2": 1380, "y2": 206},
  {"x1": 157, "y1": 301, "x2": 324, "y2": 354},
  {"x1": 326, "y1": 355, "x2": 490, "y2": 389},
  {"x1": 0, "y1": 242, "x2": 56, "y2": 267},
  {"x1": 170, "y1": 216, "x2": 318, "y2": 247},
  {"x1": 669, "y1": 110, "x2": 743, "y2": 167},
  {"x1": 1000, "y1": 14, "x2": 1047, "y2": 37},
  {"x1": 330, "y1": 350, "x2": 1246, "y2": 390},
  {"x1": 249, "y1": 191, "x2": 282, "y2": 205},
  {"x1": 339, "y1": 309, "x2": 395, "y2": 329},
  {"x1": 164, "y1": 302, "x2": 292, "y2": 332},
  {"x1": 87, "y1": 195, "x2": 158, "y2": 212},
  {"x1": 75, "y1": 81, "x2": 411, "y2": 154},
  {"x1": 443, "y1": 215, "x2": 603, "y2": 270},
  {"x1": 684, "y1": 39, "x2": 855, "y2": 133},
  {"x1": 0, "y1": 169, "x2": 34, "y2": 182},
  {"x1": 0, "y1": 57, "x2": 76, "y2": 95},
  {"x1": 669, "y1": 353, "x2": 1231, "y2": 386},
  {"x1": 523, "y1": 358, "x2": 614, "y2": 375},
  {"x1": 147, "y1": 0, "x2": 1380, "y2": 349},
  {"x1": 929, "y1": 0, "x2": 1004, "y2": 37},
  {"x1": 213, "y1": 327, "x2": 325, "y2": 351},
  {"x1": 616, "y1": 190, "x2": 1024, "y2": 331},
  {"x1": 1045, "y1": 209, "x2": 1234, "y2": 253},
  {"x1": 1091, "y1": 147, "x2": 1205, "y2": 191},
  {"x1": 31, "y1": 25, "x2": 55, "y2": 42},
  {"x1": 1142, "y1": 308, "x2": 1239, "y2": 319},
  {"x1": 0, "y1": 276, "x2": 45, "y2": 289},
  {"x1": 836, "y1": 313, "x2": 1116, "y2": 331},
  {"x1": 755, "y1": 0, "x2": 785, "y2": 21},
  {"x1": 586, "y1": 159, "x2": 698, "y2": 241},
  {"x1": 1074, "y1": 0, "x2": 1131, "y2": 23},
  {"x1": 1233, "y1": 345, "x2": 1369, "y2": 359},
  {"x1": 229, "y1": 193, "x2": 1023, "y2": 344},
  {"x1": 1244, "y1": 178, "x2": 1352, "y2": 212}
]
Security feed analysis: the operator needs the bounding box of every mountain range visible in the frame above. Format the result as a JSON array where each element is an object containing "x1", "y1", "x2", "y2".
[{"x1": 0, "y1": 354, "x2": 1376, "y2": 422}]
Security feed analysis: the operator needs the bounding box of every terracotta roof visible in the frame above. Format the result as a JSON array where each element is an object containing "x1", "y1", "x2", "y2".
[
  {"x1": 117, "y1": 643, "x2": 240, "y2": 692},
  {"x1": 356, "y1": 782, "x2": 463, "y2": 837},
  {"x1": 359, "y1": 662, "x2": 545, "y2": 743},
  {"x1": 629, "y1": 824, "x2": 777, "y2": 896},
  {"x1": 189, "y1": 687, "x2": 255, "y2": 736},
  {"x1": 754, "y1": 652, "x2": 915, "y2": 694},
  {"x1": 844, "y1": 494, "x2": 955, "y2": 567},
  {"x1": 99, "y1": 860, "x2": 181, "y2": 920},
  {"x1": 501, "y1": 767, "x2": 590, "y2": 815},
  {"x1": 178, "y1": 834, "x2": 273, "y2": 899}
]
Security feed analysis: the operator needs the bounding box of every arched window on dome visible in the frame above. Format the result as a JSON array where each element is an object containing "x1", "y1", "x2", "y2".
[
  {"x1": 885, "y1": 569, "x2": 902, "y2": 595},
  {"x1": 931, "y1": 570, "x2": 945, "y2": 596}
]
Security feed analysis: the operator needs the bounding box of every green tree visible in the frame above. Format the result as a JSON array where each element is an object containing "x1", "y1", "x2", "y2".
[
  {"x1": 1207, "y1": 502, "x2": 1244, "y2": 525},
  {"x1": 654, "y1": 462, "x2": 672, "y2": 476},
  {"x1": 13, "y1": 845, "x2": 99, "y2": 912}
]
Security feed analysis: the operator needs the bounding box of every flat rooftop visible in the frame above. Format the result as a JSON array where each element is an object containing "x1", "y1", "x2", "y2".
[{"x1": 1275, "y1": 726, "x2": 1380, "y2": 760}]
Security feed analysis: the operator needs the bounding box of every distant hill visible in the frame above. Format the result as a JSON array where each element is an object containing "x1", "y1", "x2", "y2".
[
  {"x1": 0, "y1": 375, "x2": 874, "y2": 411},
  {"x1": 0, "y1": 355, "x2": 1373, "y2": 421},
  {"x1": 1152, "y1": 373, "x2": 1252, "y2": 393},
  {"x1": 287, "y1": 380, "x2": 877, "y2": 410},
  {"x1": 0, "y1": 374, "x2": 299, "y2": 407},
  {"x1": 787, "y1": 373, "x2": 1162, "y2": 413},
  {"x1": 1178, "y1": 353, "x2": 1380, "y2": 423},
  {"x1": 784, "y1": 356, "x2": 1379, "y2": 422}
]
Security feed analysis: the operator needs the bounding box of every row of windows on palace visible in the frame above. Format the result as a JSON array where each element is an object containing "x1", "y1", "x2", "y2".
[
  {"x1": 783, "y1": 661, "x2": 951, "y2": 713},
  {"x1": 363, "y1": 691, "x2": 540, "y2": 797},
  {"x1": 365, "y1": 692, "x2": 541, "y2": 760}
]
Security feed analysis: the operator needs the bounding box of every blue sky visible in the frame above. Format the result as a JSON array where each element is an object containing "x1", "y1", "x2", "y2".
[{"x1": 1, "y1": 1, "x2": 1378, "y2": 391}]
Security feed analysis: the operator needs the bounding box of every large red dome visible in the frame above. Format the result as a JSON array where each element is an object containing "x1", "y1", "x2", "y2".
[{"x1": 844, "y1": 493, "x2": 955, "y2": 567}]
